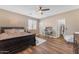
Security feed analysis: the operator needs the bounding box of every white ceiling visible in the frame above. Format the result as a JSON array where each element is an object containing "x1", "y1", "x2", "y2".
[{"x1": 0, "y1": 5, "x2": 79, "y2": 19}]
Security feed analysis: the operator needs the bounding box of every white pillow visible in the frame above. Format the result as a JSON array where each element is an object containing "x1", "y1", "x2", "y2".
[
  {"x1": 5, "y1": 29, "x2": 16, "y2": 34},
  {"x1": 15, "y1": 29, "x2": 24, "y2": 33}
]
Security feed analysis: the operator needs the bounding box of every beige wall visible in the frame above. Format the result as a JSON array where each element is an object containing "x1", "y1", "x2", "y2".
[
  {"x1": 0, "y1": 9, "x2": 39, "y2": 33},
  {"x1": 40, "y1": 9, "x2": 79, "y2": 35}
]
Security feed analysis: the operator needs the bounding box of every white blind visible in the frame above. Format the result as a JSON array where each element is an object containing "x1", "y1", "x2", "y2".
[{"x1": 28, "y1": 19, "x2": 37, "y2": 30}]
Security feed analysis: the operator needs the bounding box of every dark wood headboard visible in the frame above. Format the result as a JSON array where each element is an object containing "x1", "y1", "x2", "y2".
[{"x1": 1, "y1": 27, "x2": 26, "y2": 33}]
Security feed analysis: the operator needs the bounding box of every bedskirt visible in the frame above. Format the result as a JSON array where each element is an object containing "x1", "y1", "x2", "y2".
[{"x1": 0, "y1": 34, "x2": 36, "y2": 54}]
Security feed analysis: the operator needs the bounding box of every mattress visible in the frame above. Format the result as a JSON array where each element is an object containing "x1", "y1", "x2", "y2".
[{"x1": 0, "y1": 32, "x2": 34, "y2": 41}]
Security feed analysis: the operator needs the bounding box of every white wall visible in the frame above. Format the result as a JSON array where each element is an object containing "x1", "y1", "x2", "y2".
[
  {"x1": 39, "y1": 18, "x2": 63, "y2": 38},
  {"x1": 0, "y1": 9, "x2": 39, "y2": 33},
  {"x1": 40, "y1": 9, "x2": 79, "y2": 36}
]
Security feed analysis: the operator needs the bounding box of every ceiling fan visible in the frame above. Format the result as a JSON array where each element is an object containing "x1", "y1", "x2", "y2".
[
  {"x1": 39, "y1": 6, "x2": 50, "y2": 11},
  {"x1": 38, "y1": 6, "x2": 50, "y2": 15}
]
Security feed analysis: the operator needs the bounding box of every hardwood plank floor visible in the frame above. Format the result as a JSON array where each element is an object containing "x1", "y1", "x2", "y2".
[{"x1": 18, "y1": 36, "x2": 73, "y2": 54}]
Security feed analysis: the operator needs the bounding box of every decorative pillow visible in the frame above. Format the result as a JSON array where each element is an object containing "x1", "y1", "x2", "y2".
[
  {"x1": 5, "y1": 29, "x2": 16, "y2": 34},
  {"x1": 5, "y1": 29, "x2": 10, "y2": 33},
  {"x1": 5, "y1": 29, "x2": 25, "y2": 34}
]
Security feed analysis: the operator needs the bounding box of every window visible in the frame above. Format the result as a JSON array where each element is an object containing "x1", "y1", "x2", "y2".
[{"x1": 28, "y1": 19, "x2": 37, "y2": 30}]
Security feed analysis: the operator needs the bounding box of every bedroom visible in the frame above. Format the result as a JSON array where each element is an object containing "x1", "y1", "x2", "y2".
[{"x1": 0, "y1": 5, "x2": 79, "y2": 54}]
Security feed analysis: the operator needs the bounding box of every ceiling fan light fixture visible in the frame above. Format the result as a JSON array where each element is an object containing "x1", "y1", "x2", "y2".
[
  {"x1": 37, "y1": 6, "x2": 50, "y2": 15},
  {"x1": 39, "y1": 10, "x2": 43, "y2": 15}
]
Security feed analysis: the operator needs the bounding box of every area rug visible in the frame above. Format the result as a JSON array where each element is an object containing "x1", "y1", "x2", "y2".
[{"x1": 36, "y1": 37, "x2": 46, "y2": 46}]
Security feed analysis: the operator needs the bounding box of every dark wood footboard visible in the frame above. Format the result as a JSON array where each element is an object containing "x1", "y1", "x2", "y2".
[{"x1": 0, "y1": 34, "x2": 36, "y2": 54}]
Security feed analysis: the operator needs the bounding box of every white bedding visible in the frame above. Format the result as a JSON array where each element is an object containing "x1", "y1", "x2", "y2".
[{"x1": 0, "y1": 32, "x2": 34, "y2": 40}]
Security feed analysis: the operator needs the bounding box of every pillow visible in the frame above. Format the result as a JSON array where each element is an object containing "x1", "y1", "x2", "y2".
[
  {"x1": 15, "y1": 29, "x2": 24, "y2": 32},
  {"x1": 5, "y1": 29, "x2": 10, "y2": 33},
  {"x1": 5, "y1": 29, "x2": 16, "y2": 34},
  {"x1": 5, "y1": 29, "x2": 25, "y2": 34}
]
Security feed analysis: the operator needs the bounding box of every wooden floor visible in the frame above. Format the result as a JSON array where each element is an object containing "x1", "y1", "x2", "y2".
[{"x1": 18, "y1": 36, "x2": 73, "y2": 54}]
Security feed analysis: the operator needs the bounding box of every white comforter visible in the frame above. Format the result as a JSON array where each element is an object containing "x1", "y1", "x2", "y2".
[{"x1": 0, "y1": 32, "x2": 33, "y2": 40}]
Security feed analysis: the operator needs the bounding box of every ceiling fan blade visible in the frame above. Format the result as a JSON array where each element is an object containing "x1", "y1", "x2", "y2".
[{"x1": 41, "y1": 9, "x2": 50, "y2": 11}]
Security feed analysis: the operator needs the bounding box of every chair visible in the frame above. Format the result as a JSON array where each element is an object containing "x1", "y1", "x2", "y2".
[{"x1": 44, "y1": 27, "x2": 53, "y2": 38}]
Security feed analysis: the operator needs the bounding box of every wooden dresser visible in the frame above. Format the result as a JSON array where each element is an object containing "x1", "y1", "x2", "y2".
[{"x1": 73, "y1": 32, "x2": 79, "y2": 54}]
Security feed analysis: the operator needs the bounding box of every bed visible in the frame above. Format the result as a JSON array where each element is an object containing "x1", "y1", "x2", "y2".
[{"x1": 0, "y1": 27, "x2": 36, "y2": 54}]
